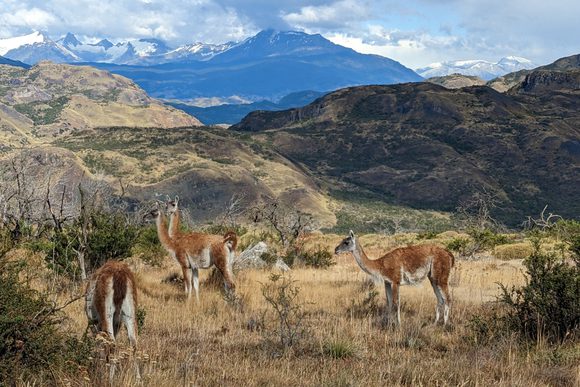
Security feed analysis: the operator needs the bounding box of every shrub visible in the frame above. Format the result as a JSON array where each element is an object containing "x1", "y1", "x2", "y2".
[
  {"x1": 298, "y1": 246, "x2": 335, "y2": 269},
  {"x1": 43, "y1": 210, "x2": 138, "y2": 278},
  {"x1": 493, "y1": 242, "x2": 534, "y2": 261},
  {"x1": 347, "y1": 288, "x2": 380, "y2": 318},
  {"x1": 261, "y1": 273, "x2": 308, "y2": 349},
  {"x1": 202, "y1": 224, "x2": 247, "y2": 238},
  {"x1": 133, "y1": 224, "x2": 165, "y2": 266},
  {"x1": 468, "y1": 228, "x2": 510, "y2": 251},
  {"x1": 499, "y1": 238, "x2": 580, "y2": 343},
  {"x1": 85, "y1": 211, "x2": 138, "y2": 269},
  {"x1": 417, "y1": 231, "x2": 438, "y2": 240},
  {"x1": 260, "y1": 251, "x2": 278, "y2": 266},
  {"x1": 0, "y1": 257, "x2": 91, "y2": 383},
  {"x1": 281, "y1": 249, "x2": 297, "y2": 267},
  {"x1": 446, "y1": 237, "x2": 470, "y2": 256}
]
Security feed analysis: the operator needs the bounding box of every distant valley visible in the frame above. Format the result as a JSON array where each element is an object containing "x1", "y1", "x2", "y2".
[{"x1": 168, "y1": 91, "x2": 326, "y2": 125}]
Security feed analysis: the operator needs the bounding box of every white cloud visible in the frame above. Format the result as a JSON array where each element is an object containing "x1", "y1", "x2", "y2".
[
  {"x1": 281, "y1": 0, "x2": 369, "y2": 29},
  {"x1": 0, "y1": 7, "x2": 58, "y2": 30}
]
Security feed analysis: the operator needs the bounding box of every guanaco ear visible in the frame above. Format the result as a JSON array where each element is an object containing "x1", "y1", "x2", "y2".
[
  {"x1": 349, "y1": 230, "x2": 355, "y2": 238},
  {"x1": 174, "y1": 195, "x2": 179, "y2": 204},
  {"x1": 165, "y1": 194, "x2": 171, "y2": 202}
]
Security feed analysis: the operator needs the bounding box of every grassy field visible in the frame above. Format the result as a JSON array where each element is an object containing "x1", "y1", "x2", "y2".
[{"x1": 21, "y1": 232, "x2": 577, "y2": 387}]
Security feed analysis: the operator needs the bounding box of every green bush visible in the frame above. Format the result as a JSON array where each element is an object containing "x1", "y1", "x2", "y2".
[
  {"x1": 417, "y1": 231, "x2": 438, "y2": 240},
  {"x1": 446, "y1": 237, "x2": 470, "y2": 256},
  {"x1": 282, "y1": 249, "x2": 297, "y2": 267},
  {"x1": 500, "y1": 238, "x2": 580, "y2": 343},
  {"x1": 0, "y1": 257, "x2": 92, "y2": 383},
  {"x1": 43, "y1": 210, "x2": 138, "y2": 278},
  {"x1": 260, "y1": 251, "x2": 278, "y2": 266},
  {"x1": 133, "y1": 224, "x2": 165, "y2": 266},
  {"x1": 298, "y1": 246, "x2": 336, "y2": 269},
  {"x1": 86, "y1": 212, "x2": 138, "y2": 269},
  {"x1": 468, "y1": 228, "x2": 510, "y2": 250}
]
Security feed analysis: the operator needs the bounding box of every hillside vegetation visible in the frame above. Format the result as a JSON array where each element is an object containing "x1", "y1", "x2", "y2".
[
  {"x1": 233, "y1": 68, "x2": 580, "y2": 225},
  {"x1": 0, "y1": 61, "x2": 201, "y2": 148}
]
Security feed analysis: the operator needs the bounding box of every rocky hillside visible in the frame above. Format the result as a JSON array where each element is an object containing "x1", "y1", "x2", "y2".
[
  {"x1": 0, "y1": 61, "x2": 201, "y2": 149},
  {"x1": 426, "y1": 74, "x2": 486, "y2": 89},
  {"x1": 232, "y1": 72, "x2": 580, "y2": 225},
  {"x1": 488, "y1": 53, "x2": 580, "y2": 92}
]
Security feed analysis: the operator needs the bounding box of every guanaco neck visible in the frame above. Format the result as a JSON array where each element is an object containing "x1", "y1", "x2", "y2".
[
  {"x1": 351, "y1": 241, "x2": 377, "y2": 275},
  {"x1": 156, "y1": 212, "x2": 175, "y2": 251},
  {"x1": 168, "y1": 209, "x2": 180, "y2": 239}
]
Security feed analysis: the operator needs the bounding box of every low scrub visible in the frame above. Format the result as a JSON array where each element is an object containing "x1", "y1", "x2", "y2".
[
  {"x1": 261, "y1": 274, "x2": 308, "y2": 349},
  {"x1": 500, "y1": 237, "x2": 579, "y2": 343},
  {"x1": 297, "y1": 246, "x2": 336, "y2": 269},
  {"x1": 0, "y1": 257, "x2": 92, "y2": 383},
  {"x1": 133, "y1": 224, "x2": 165, "y2": 267},
  {"x1": 41, "y1": 210, "x2": 138, "y2": 278},
  {"x1": 493, "y1": 242, "x2": 534, "y2": 261}
]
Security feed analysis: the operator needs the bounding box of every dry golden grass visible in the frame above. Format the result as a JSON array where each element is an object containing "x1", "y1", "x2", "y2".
[
  {"x1": 20, "y1": 233, "x2": 579, "y2": 387},
  {"x1": 493, "y1": 242, "x2": 534, "y2": 261}
]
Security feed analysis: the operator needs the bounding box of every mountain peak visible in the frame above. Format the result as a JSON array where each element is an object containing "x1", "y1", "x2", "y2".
[
  {"x1": 61, "y1": 32, "x2": 81, "y2": 47},
  {"x1": 94, "y1": 39, "x2": 113, "y2": 49},
  {"x1": 498, "y1": 56, "x2": 532, "y2": 64}
]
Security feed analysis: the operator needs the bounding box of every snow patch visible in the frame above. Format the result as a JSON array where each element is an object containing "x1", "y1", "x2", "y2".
[{"x1": 0, "y1": 32, "x2": 46, "y2": 55}]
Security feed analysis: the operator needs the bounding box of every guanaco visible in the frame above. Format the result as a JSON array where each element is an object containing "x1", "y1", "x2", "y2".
[
  {"x1": 335, "y1": 230, "x2": 454, "y2": 325},
  {"x1": 149, "y1": 200, "x2": 236, "y2": 302}
]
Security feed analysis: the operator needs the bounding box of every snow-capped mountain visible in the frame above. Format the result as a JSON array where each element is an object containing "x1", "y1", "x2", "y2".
[
  {"x1": 158, "y1": 41, "x2": 236, "y2": 63},
  {"x1": 57, "y1": 33, "x2": 173, "y2": 64},
  {"x1": 0, "y1": 31, "x2": 47, "y2": 56},
  {"x1": 4, "y1": 33, "x2": 80, "y2": 64},
  {"x1": 416, "y1": 56, "x2": 536, "y2": 80},
  {"x1": 2, "y1": 31, "x2": 234, "y2": 65},
  {"x1": 90, "y1": 29, "x2": 422, "y2": 101}
]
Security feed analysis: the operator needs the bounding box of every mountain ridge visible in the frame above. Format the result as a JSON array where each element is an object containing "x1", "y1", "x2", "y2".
[
  {"x1": 417, "y1": 56, "x2": 536, "y2": 80},
  {"x1": 230, "y1": 63, "x2": 580, "y2": 224}
]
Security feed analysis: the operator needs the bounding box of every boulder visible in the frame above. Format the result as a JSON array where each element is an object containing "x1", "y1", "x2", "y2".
[
  {"x1": 233, "y1": 242, "x2": 269, "y2": 270},
  {"x1": 233, "y1": 242, "x2": 290, "y2": 271}
]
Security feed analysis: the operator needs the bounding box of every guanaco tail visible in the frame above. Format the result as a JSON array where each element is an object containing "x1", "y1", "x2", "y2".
[{"x1": 85, "y1": 260, "x2": 138, "y2": 347}]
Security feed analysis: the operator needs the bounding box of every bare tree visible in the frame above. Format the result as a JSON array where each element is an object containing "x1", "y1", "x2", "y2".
[
  {"x1": 456, "y1": 188, "x2": 503, "y2": 231},
  {"x1": 251, "y1": 199, "x2": 314, "y2": 251},
  {"x1": 522, "y1": 205, "x2": 562, "y2": 230},
  {"x1": 222, "y1": 193, "x2": 247, "y2": 228}
]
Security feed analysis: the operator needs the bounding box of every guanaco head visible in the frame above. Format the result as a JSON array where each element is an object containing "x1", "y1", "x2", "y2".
[
  {"x1": 166, "y1": 195, "x2": 179, "y2": 215},
  {"x1": 334, "y1": 230, "x2": 357, "y2": 255},
  {"x1": 143, "y1": 201, "x2": 162, "y2": 221}
]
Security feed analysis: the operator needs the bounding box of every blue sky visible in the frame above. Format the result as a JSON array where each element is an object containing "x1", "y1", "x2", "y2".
[{"x1": 0, "y1": 0, "x2": 578, "y2": 68}]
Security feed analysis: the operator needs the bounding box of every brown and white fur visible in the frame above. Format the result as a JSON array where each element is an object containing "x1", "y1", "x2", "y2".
[
  {"x1": 335, "y1": 230, "x2": 454, "y2": 325},
  {"x1": 150, "y1": 199, "x2": 237, "y2": 302},
  {"x1": 85, "y1": 260, "x2": 138, "y2": 347}
]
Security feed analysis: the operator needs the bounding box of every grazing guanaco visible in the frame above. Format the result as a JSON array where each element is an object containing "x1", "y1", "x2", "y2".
[
  {"x1": 85, "y1": 260, "x2": 138, "y2": 347},
  {"x1": 148, "y1": 200, "x2": 236, "y2": 302},
  {"x1": 335, "y1": 230, "x2": 454, "y2": 325}
]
